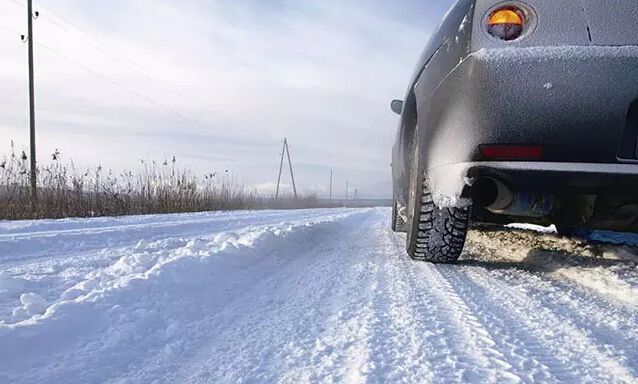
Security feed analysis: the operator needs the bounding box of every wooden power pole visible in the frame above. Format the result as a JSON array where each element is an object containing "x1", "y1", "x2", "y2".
[{"x1": 26, "y1": 0, "x2": 38, "y2": 212}]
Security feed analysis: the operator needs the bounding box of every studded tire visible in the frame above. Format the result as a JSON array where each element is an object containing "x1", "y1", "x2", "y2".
[
  {"x1": 405, "y1": 140, "x2": 471, "y2": 263},
  {"x1": 406, "y1": 180, "x2": 471, "y2": 263}
]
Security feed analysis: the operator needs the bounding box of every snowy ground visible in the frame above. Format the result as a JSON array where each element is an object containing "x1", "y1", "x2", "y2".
[{"x1": 1, "y1": 208, "x2": 638, "y2": 384}]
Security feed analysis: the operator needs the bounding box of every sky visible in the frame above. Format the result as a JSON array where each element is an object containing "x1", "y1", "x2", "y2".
[{"x1": 0, "y1": 0, "x2": 455, "y2": 199}]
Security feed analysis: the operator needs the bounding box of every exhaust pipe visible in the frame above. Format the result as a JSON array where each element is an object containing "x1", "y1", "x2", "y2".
[{"x1": 473, "y1": 178, "x2": 555, "y2": 218}]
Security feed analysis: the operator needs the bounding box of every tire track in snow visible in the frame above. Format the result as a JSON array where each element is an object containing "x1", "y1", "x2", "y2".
[
  {"x1": 408, "y1": 263, "x2": 522, "y2": 383},
  {"x1": 380, "y1": 231, "x2": 522, "y2": 383},
  {"x1": 459, "y1": 265, "x2": 637, "y2": 383},
  {"x1": 470, "y1": 265, "x2": 638, "y2": 376},
  {"x1": 365, "y1": 223, "x2": 436, "y2": 383},
  {"x1": 435, "y1": 266, "x2": 576, "y2": 383}
]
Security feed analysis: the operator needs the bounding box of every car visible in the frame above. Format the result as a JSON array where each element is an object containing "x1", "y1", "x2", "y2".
[{"x1": 390, "y1": 0, "x2": 638, "y2": 263}]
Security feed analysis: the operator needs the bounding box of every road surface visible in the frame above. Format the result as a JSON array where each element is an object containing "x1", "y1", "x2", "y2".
[{"x1": 1, "y1": 208, "x2": 637, "y2": 383}]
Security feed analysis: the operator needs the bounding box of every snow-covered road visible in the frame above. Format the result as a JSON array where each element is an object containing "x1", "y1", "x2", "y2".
[{"x1": 1, "y1": 208, "x2": 638, "y2": 383}]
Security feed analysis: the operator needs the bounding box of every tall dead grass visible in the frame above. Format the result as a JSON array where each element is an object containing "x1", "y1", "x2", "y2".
[{"x1": 0, "y1": 142, "x2": 320, "y2": 220}]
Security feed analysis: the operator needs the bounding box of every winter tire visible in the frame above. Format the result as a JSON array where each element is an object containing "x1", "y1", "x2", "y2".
[{"x1": 406, "y1": 142, "x2": 471, "y2": 263}]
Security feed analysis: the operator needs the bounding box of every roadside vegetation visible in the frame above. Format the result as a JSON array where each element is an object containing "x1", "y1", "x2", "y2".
[{"x1": 0, "y1": 142, "x2": 326, "y2": 220}]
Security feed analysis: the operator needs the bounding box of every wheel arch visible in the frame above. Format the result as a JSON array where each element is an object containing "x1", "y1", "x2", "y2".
[
  {"x1": 401, "y1": 92, "x2": 418, "y2": 157},
  {"x1": 394, "y1": 91, "x2": 419, "y2": 206}
]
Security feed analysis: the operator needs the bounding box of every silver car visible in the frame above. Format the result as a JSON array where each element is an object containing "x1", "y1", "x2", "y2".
[{"x1": 391, "y1": 0, "x2": 638, "y2": 263}]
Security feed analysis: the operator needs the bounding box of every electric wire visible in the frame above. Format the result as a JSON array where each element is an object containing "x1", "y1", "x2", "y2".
[
  {"x1": 5, "y1": 0, "x2": 241, "y2": 131},
  {"x1": 35, "y1": 41, "x2": 211, "y2": 130},
  {"x1": 6, "y1": 0, "x2": 25, "y2": 8},
  {"x1": 0, "y1": 23, "x2": 20, "y2": 35},
  {"x1": 9, "y1": 0, "x2": 241, "y2": 129}
]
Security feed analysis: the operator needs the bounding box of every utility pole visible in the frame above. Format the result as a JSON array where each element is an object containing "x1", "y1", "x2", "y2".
[
  {"x1": 329, "y1": 169, "x2": 333, "y2": 202},
  {"x1": 345, "y1": 180, "x2": 349, "y2": 207},
  {"x1": 26, "y1": 0, "x2": 37, "y2": 212},
  {"x1": 285, "y1": 139, "x2": 297, "y2": 199},
  {"x1": 275, "y1": 140, "x2": 285, "y2": 200},
  {"x1": 275, "y1": 138, "x2": 298, "y2": 200}
]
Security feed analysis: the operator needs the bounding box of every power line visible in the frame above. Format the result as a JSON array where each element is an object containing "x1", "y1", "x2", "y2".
[
  {"x1": 6, "y1": 0, "x2": 72, "y2": 36},
  {"x1": 6, "y1": 1, "x2": 245, "y2": 142},
  {"x1": 17, "y1": 0, "x2": 242, "y2": 130},
  {"x1": 36, "y1": 4, "x2": 167, "y2": 81},
  {"x1": 35, "y1": 41, "x2": 209, "y2": 130},
  {"x1": 0, "y1": 23, "x2": 20, "y2": 35},
  {"x1": 7, "y1": 0, "x2": 26, "y2": 8},
  {"x1": 3, "y1": 12, "x2": 237, "y2": 156}
]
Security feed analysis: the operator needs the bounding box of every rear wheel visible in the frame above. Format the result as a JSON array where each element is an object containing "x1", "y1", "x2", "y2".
[{"x1": 406, "y1": 142, "x2": 471, "y2": 263}]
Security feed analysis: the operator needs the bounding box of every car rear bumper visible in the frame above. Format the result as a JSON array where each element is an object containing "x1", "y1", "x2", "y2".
[
  {"x1": 427, "y1": 160, "x2": 638, "y2": 209},
  {"x1": 416, "y1": 45, "x2": 638, "y2": 172}
]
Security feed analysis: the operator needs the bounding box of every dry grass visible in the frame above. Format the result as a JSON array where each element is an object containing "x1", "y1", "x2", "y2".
[{"x1": 0, "y1": 142, "x2": 322, "y2": 220}]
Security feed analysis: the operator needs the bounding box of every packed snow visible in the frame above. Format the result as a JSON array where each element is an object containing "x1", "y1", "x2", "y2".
[{"x1": 1, "y1": 208, "x2": 638, "y2": 383}]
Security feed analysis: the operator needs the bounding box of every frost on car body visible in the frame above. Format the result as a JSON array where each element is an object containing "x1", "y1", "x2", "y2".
[{"x1": 390, "y1": 0, "x2": 638, "y2": 263}]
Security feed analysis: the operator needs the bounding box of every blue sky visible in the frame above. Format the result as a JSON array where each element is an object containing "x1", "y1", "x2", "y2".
[{"x1": 0, "y1": 0, "x2": 455, "y2": 198}]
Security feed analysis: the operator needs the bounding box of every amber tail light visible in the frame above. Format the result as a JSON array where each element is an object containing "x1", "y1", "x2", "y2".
[{"x1": 487, "y1": 7, "x2": 525, "y2": 41}]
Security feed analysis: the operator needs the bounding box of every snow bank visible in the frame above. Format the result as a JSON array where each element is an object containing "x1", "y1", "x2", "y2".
[
  {"x1": 0, "y1": 209, "x2": 366, "y2": 383},
  {"x1": 13, "y1": 294, "x2": 48, "y2": 318}
]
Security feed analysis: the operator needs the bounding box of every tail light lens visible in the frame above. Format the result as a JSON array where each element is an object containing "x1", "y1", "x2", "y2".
[
  {"x1": 487, "y1": 7, "x2": 525, "y2": 41},
  {"x1": 480, "y1": 145, "x2": 543, "y2": 160}
]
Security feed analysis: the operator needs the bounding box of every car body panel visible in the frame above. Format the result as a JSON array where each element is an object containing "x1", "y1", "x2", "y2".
[
  {"x1": 392, "y1": 0, "x2": 475, "y2": 208},
  {"x1": 581, "y1": 0, "x2": 638, "y2": 45},
  {"x1": 415, "y1": 44, "x2": 638, "y2": 207}
]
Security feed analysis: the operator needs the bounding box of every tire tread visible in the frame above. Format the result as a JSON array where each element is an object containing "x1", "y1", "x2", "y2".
[{"x1": 407, "y1": 179, "x2": 470, "y2": 263}]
